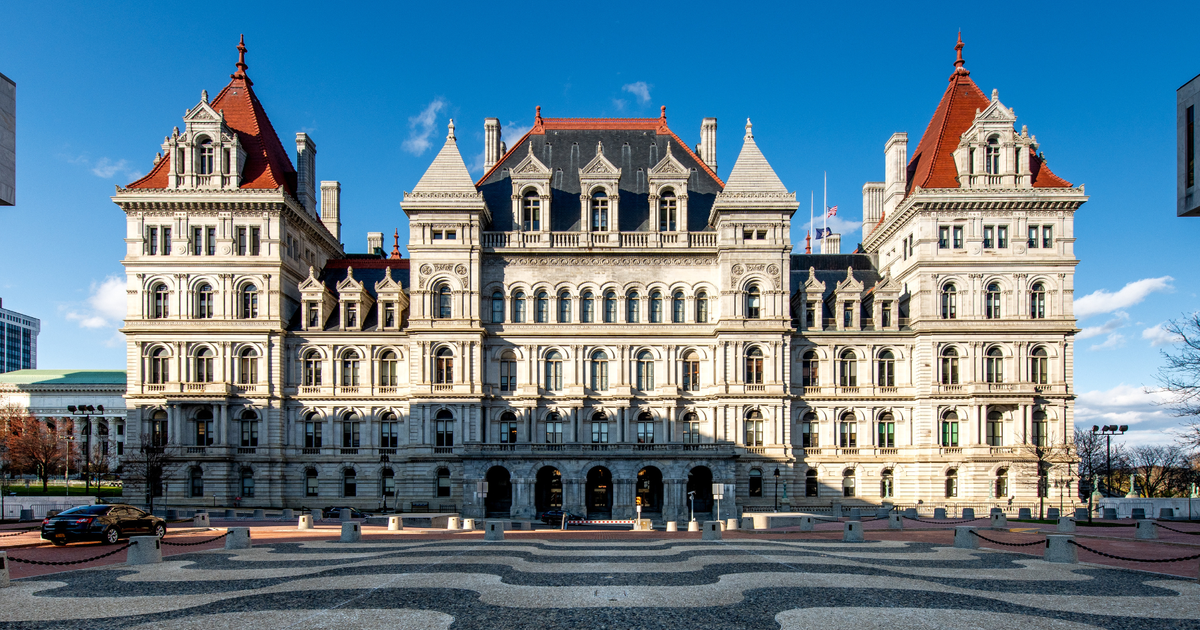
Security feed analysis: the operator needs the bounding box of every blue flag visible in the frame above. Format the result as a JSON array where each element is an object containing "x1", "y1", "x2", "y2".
[{"x1": 813, "y1": 229, "x2": 823, "y2": 240}]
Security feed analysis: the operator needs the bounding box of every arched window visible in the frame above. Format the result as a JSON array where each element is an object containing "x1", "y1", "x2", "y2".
[
  {"x1": 512, "y1": 291, "x2": 526, "y2": 323},
  {"x1": 499, "y1": 411, "x2": 518, "y2": 444},
  {"x1": 241, "y1": 284, "x2": 258, "y2": 319},
  {"x1": 995, "y1": 468, "x2": 1009, "y2": 498},
  {"x1": 341, "y1": 350, "x2": 360, "y2": 387},
  {"x1": 985, "y1": 347, "x2": 1004, "y2": 383},
  {"x1": 343, "y1": 468, "x2": 357, "y2": 497},
  {"x1": 436, "y1": 285, "x2": 452, "y2": 319},
  {"x1": 682, "y1": 350, "x2": 700, "y2": 391},
  {"x1": 302, "y1": 350, "x2": 322, "y2": 386},
  {"x1": 649, "y1": 291, "x2": 663, "y2": 323},
  {"x1": 305, "y1": 468, "x2": 319, "y2": 497},
  {"x1": 801, "y1": 412, "x2": 818, "y2": 447},
  {"x1": 558, "y1": 291, "x2": 571, "y2": 323},
  {"x1": 802, "y1": 351, "x2": 819, "y2": 387},
  {"x1": 940, "y1": 347, "x2": 959, "y2": 385},
  {"x1": 199, "y1": 139, "x2": 215, "y2": 175},
  {"x1": 839, "y1": 412, "x2": 857, "y2": 448},
  {"x1": 591, "y1": 411, "x2": 609, "y2": 443},
  {"x1": 238, "y1": 347, "x2": 258, "y2": 385},
  {"x1": 941, "y1": 411, "x2": 960, "y2": 447},
  {"x1": 196, "y1": 409, "x2": 214, "y2": 447},
  {"x1": 745, "y1": 347, "x2": 764, "y2": 385},
  {"x1": 696, "y1": 291, "x2": 709, "y2": 323},
  {"x1": 659, "y1": 189, "x2": 677, "y2": 231},
  {"x1": 1032, "y1": 410, "x2": 1048, "y2": 447},
  {"x1": 434, "y1": 347, "x2": 454, "y2": 385},
  {"x1": 339, "y1": 412, "x2": 360, "y2": 450},
  {"x1": 151, "y1": 409, "x2": 168, "y2": 446},
  {"x1": 491, "y1": 291, "x2": 504, "y2": 323},
  {"x1": 148, "y1": 347, "x2": 169, "y2": 384},
  {"x1": 803, "y1": 469, "x2": 820, "y2": 497},
  {"x1": 878, "y1": 412, "x2": 895, "y2": 448},
  {"x1": 880, "y1": 468, "x2": 894, "y2": 498},
  {"x1": 672, "y1": 292, "x2": 685, "y2": 323},
  {"x1": 194, "y1": 347, "x2": 214, "y2": 383},
  {"x1": 381, "y1": 468, "x2": 395, "y2": 498},
  {"x1": 604, "y1": 291, "x2": 617, "y2": 323},
  {"x1": 985, "y1": 135, "x2": 1000, "y2": 175},
  {"x1": 682, "y1": 412, "x2": 700, "y2": 444},
  {"x1": 196, "y1": 283, "x2": 214, "y2": 319},
  {"x1": 637, "y1": 411, "x2": 654, "y2": 443},
  {"x1": 746, "y1": 285, "x2": 761, "y2": 319},
  {"x1": 627, "y1": 291, "x2": 640, "y2": 323},
  {"x1": 240, "y1": 468, "x2": 255, "y2": 498},
  {"x1": 545, "y1": 412, "x2": 563, "y2": 443},
  {"x1": 436, "y1": 467, "x2": 451, "y2": 496},
  {"x1": 877, "y1": 350, "x2": 895, "y2": 387},
  {"x1": 1030, "y1": 346, "x2": 1049, "y2": 385},
  {"x1": 636, "y1": 350, "x2": 654, "y2": 391},
  {"x1": 590, "y1": 350, "x2": 609, "y2": 391},
  {"x1": 1030, "y1": 282, "x2": 1046, "y2": 319},
  {"x1": 986, "y1": 409, "x2": 1004, "y2": 446},
  {"x1": 839, "y1": 350, "x2": 857, "y2": 387},
  {"x1": 581, "y1": 291, "x2": 595, "y2": 323},
  {"x1": 380, "y1": 412, "x2": 399, "y2": 448},
  {"x1": 591, "y1": 190, "x2": 608, "y2": 231},
  {"x1": 745, "y1": 410, "x2": 764, "y2": 446},
  {"x1": 941, "y1": 283, "x2": 957, "y2": 319},
  {"x1": 380, "y1": 350, "x2": 398, "y2": 386},
  {"x1": 152, "y1": 283, "x2": 170, "y2": 319},
  {"x1": 499, "y1": 351, "x2": 516, "y2": 392},
  {"x1": 544, "y1": 350, "x2": 563, "y2": 390},
  {"x1": 435, "y1": 410, "x2": 454, "y2": 447},
  {"x1": 985, "y1": 282, "x2": 1001, "y2": 319},
  {"x1": 535, "y1": 291, "x2": 549, "y2": 323},
  {"x1": 945, "y1": 469, "x2": 958, "y2": 498},
  {"x1": 749, "y1": 468, "x2": 763, "y2": 497},
  {"x1": 842, "y1": 469, "x2": 856, "y2": 497},
  {"x1": 240, "y1": 409, "x2": 259, "y2": 448},
  {"x1": 522, "y1": 190, "x2": 541, "y2": 231},
  {"x1": 190, "y1": 467, "x2": 204, "y2": 497}
]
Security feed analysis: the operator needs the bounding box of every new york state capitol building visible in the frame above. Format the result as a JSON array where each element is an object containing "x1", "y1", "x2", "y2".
[{"x1": 114, "y1": 38, "x2": 1084, "y2": 521}]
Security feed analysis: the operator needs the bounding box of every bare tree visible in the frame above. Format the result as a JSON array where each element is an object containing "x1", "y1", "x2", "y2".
[
  {"x1": 120, "y1": 436, "x2": 182, "y2": 512},
  {"x1": 1122, "y1": 444, "x2": 1191, "y2": 497},
  {"x1": 1154, "y1": 314, "x2": 1200, "y2": 449},
  {"x1": 3, "y1": 413, "x2": 68, "y2": 491},
  {"x1": 1016, "y1": 439, "x2": 1076, "y2": 518}
]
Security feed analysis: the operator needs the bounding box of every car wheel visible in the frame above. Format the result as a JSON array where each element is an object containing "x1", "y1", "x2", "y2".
[
  {"x1": 52, "y1": 539, "x2": 67, "y2": 547},
  {"x1": 104, "y1": 527, "x2": 120, "y2": 545},
  {"x1": 154, "y1": 524, "x2": 166, "y2": 538}
]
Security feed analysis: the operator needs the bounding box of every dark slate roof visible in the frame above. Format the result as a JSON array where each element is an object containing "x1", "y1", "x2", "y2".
[
  {"x1": 477, "y1": 125, "x2": 723, "y2": 232},
  {"x1": 286, "y1": 258, "x2": 410, "y2": 332},
  {"x1": 789, "y1": 253, "x2": 881, "y2": 301}
]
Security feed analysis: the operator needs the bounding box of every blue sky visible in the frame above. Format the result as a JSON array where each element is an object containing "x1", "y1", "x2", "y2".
[{"x1": 1, "y1": 1, "x2": 1198, "y2": 445}]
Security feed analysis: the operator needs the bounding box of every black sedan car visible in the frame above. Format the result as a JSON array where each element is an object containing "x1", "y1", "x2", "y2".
[
  {"x1": 539, "y1": 510, "x2": 582, "y2": 526},
  {"x1": 321, "y1": 506, "x2": 370, "y2": 519},
  {"x1": 41, "y1": 504, "x2": 166, "y2": 546}
]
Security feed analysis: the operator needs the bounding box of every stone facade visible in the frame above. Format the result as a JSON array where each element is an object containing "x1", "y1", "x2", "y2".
[
  {"x1": 114, "y1": 38, "x2": 1084, "y2": 519},
  {"x1": 1180, "y1": 71, "x2": 1200, "y2": 217}
]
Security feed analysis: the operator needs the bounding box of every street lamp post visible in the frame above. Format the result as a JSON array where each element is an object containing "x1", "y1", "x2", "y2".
[
  {"x1": 68, "y1": 405, "x2": 103, "y2": 495},
  {"x1": 688, "y1": 491, "x2": 696, "y2": 523},
  {"x1": 379, "y1": 454, "x2": 390, "y2": 512},
  {"x1": 773, "y1": 468, "x2": 780, "y2": 512},
  {"x1": 1091, "y1": 425, "x2": 1127, "y2": 499}
]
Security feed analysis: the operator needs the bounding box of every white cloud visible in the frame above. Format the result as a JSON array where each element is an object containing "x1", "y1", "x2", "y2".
[
  {"x1": 65, "y1": 154, "x2": 143, "y2": 181},
  {"x1": 64, "y1": 276, "x2": 126, "y2": 330},
  {"x1": 469, "y1": 150, "x2": 486, "y2": 175},
  {"x1": 402, "y1": 98, "x2": 447, "y2": 155},
  {"x1": 1142, "y1": 322, "x2": 1184, "y2": 347},
  {"x1": 802, "y1": 216, "x2": 863, "y2": 239},
  {"x1": 1074, "y1": 276, "x2": 1174, "y2": 320},
  {"x1": 622, "y1": 81, "x2": 652, "y2": 105},
  {"x1": 612, "y1": 98, "x2": 628, "y2": 112},
  {"x1": 1078, "y1": 312, "x2": 1128, "y2": 340},
  {"x1": 501, "y1": 122, "x2": 532, "y2": 150},
  {"x1": 1075, "y1": 384, "x2": 1182, "y2": 446},
  {"x1": 1090, "y1": 332, "x2": 1126, "y2": 350}
]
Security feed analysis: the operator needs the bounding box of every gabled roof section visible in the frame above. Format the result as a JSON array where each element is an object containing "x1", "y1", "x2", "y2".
[
  {"x1": 1030, "y1": 149, "x2": 1071, "y2": 188},
  {"x1": 127, "y1": 152, "x2": 171, "y2": 188},
  {"x1": 579, "y1": 141, "x2": 619, "y2": 176},
  {"x1": 649, "y1": 143, "x2": 689, "y2": 177},
  {"x1": 720, "y1": 119, "x2": 789, "y2": 195},
  {"x1": 411, "y1": 120, "x2": 479, "y2": 194},
  {"x1": 906, "y1": 34, "x2": 991, "y2": 194},
  {"x1": 509, "y1": 141, "x2": 552, "y2": 177}
]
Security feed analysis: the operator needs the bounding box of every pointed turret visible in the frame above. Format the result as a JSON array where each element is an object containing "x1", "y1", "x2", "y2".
[
  {"x1": 720, "y1": 119, "x2": 789, "y2": 195},
  {"x1": 410, "y1": 120, "x2": 479, "y2": 196}
]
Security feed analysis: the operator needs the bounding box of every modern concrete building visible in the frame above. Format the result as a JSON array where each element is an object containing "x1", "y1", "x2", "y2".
[
  {"x1": 0, "y1": 370, "x2": 128, "y2": 469},
  {"x1": 1180, "y1": 72, "x2": 1200, "y2": 217},
  {"x1": 113, "y1": 36, "x2": 1084, "y2": 518},
  {"x1": 0, "y1": 71, "x2": 13, "y2": 206},
  {"x1": 0, "y1": 298, "x2": 39, "y2": 374}
]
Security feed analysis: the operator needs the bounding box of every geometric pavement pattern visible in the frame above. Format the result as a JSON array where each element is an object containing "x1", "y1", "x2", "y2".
[{"x1": 2, "y1": 539, "x2": 1200, "y2": 629}]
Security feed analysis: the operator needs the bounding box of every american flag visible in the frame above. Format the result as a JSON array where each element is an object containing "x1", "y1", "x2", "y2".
[{"x1": 826, "y1": 205, "x2": 838, "y2": 217}]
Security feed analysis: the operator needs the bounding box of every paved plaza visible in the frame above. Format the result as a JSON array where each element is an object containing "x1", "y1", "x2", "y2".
[{"x1": 3, "y1": 523, "x2": 1200, "y2": 629}]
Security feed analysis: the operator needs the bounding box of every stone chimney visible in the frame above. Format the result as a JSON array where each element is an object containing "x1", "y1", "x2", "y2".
[
  {"x1": 367, "y1": 232, "x2": 383, "y2": 255},
  {"x1": 821, "y1": 233, "x2": 841, "y2": 255},
  {"x1": 883, "y1": 132, "x2": 908, "y2": 217},
  {"x1": 320, "y1": 181, "x2": 341, "y2": 242},
  {"x1": 698, "y1": 118, "x2": 717, "y2": 173},
  {"x1": 295, "y1": 133, "x2": 318, "y2": 215},
  {"x1": 484, "y1": 118, "x2": 502, "y2": 172},
  {"x1": 862, "y1": 182, "x2": 884, "y2": 237}
]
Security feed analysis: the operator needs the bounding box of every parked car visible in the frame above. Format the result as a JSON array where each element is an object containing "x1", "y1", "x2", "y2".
[
  {"x1": 41, "y1": 504, "x2": 165, "y2": 546},
  {"x1": 321, "y1": 506, "x2": 370, "y2": 519},
  {"x1": 539, "y1": 509, "x2": 582, "y2": 526}
]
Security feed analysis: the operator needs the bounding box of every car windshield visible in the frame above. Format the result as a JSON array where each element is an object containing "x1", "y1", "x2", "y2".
[{"x1": 57, "y1": 505, "x2": 111, "y2": 516}]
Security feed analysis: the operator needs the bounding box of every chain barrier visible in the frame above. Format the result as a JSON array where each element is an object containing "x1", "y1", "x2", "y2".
[
  {"x1": 0, "y1": 527, "x2": 41, "y2": 538},
  {"x1": 1153, "y1": 522, "x2": 1200, "y2": 536},
  {"x1": 161, "y1": 531, "x2": 229, "y2": 547},
  {"x1": 1068, "y1": 539, "x2": 1200, "y2": 563},
  {"x1": 166, "y1": 518, "x2": 194, "y2": 524},
  {"x1": 968, "y1": 530, "x2": 1048, "y2": 547},
  {"x1": 902, "y1": 515, "x2": 985, "y2": 525},
  {"x1": 7, "y1": 541, "x2": 137, "y2": 566}
]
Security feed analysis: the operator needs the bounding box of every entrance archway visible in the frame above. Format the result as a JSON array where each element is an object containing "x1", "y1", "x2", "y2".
[
  {"x1": 585, "y1": 466, "x2": 612, "y2": 518},
  {"x1": 636, "y1": 466, "x2": 663, "y2": 513},
  {"x1": 534, "y1": 466, "x2": 562, "y2": 515},
  {"x1": 687, "y1": 466, "x2": 714, "y2": 515},
  {"x1": 484, "y1": 466, "x2": 512, "y2": 517}
]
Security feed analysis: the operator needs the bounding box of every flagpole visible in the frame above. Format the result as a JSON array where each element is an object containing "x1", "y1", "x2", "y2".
[
  {"x1": 823, "y1": 172, "x2": 828, "y2": 251},
  {"x1": 809, "y1": 191, "x2": 814, "y2": 254}
]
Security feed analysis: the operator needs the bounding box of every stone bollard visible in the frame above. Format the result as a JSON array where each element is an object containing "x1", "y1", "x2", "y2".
[
  {"x1": 962, "y1": 508, "x2": 975, "y2": 520},
  {"x1": 1047, "y1": 508, "x2": 1060, "y2": 520},
  {"x1": 518, "y1": 521, "x2": 532, "y2": 531},
  {"x1": 225, "y1": 509, "x2": 237, "y2": 519},
  {"x1": 281, "y1": 509, "x2": 294, "y2": 520},
  {"x1": 1057, "y1": 517, "x2": 1076, "y2": 533},
  {"x1": 127, "y1": 536, "x2": 162, "y2": 565},
  {"x1": 953, "y1": 526, "x2": 979, "y2": 549},
  {"x1": 1103, "y1": 507, "x2": 1117, "y2": 520},
  {"x1": 830, "y1": 502, "x2": 842, "y2": 519},
  {"x1": 848, "y1": 508, "x2": 861, "y2": 521},
  {"x1": 1131, "y1": 508, "x2": 1146, "y2": 520},
  {"x1": 1136, "y1": 520, "x2": 1158, "y2": 540},
  {"x1": 1074, "y1": 508, "x2": 1089, "y2": 521},
  {"x1": 341, "y1": 521, "x2": 361, "y2": 542},
  {"x1": 166, "y1": 509, "x2": 178, "y2": 521},
  {"x1": 253, "y1": 509, "x2": 266, "y2": 520},
  {"x1": 1045, "y1": 535, "x2": 1078, "y2": 563},
  {"x1": 0, "y1": 551, "x2": 8, "y2": 588},
  {"x1": 702, "y1": 521, "x2": 723, "y2": 540},
  {"x1": 1018, "y1": 508, "x2": 1031, "y2": 520},
  {"x1": 463, "y1": 518, "x2": 476, "y2": 530},
  {"x1": 18, "y1": 509, "x2": 33, "y2": 522},
  {"x1": 876, "y1": 506, "x2": 892, "y2": 519},
  {"x1": 990, "y1": 507, "x2": 1003, "y2": 517},
  {"x1": 447, "y1": 517, "x2": 461, "y2": 530},
  {"x1": 1160, "y1": 508, "x2": 1175, "y2": 520},
  {"x1": 388, "y1": 516, "x2": 402, "y2": 531},
  {"x1": 799, "y1": 515, "x2": 815, "y2": 532},
  {"x1": 903, "y1": 508, "x2": 918, "y2": 519},
  {"x1": 224, "y1": 527, "x2": 251, "y2": 550},
  {"x1": 741, "y1": 516, "x2": 755, "y2": 530},
  {"x1": 339, "y1": 509, "x2": 351, "y2": 521},
  {"x1": 725, "y1": 518, "x2": 739, "y2": 531},
  {"x1": 193, "y1": 513, "x2": 211, "y2": 527},
  {"x1": 990, "y1": 513, "x2": 1008, "y2": 529},
  {"x1": 666, "y1": 521, "x2": 678, "y2": 532},
  {"x1": 484, "y1": 521, "x2": 505, "y2": 541},
  {"x1": 843, "y1": 520, "x2": 864, "y2": 542},
  {"x1": 687, "y1": 520, "x2": 700, "y2": 532},
  {"x1": 298, "y1": 514, "x2": 313, "y2": 530},
  {"x1": 933, "y1": 508, "x2": 947, "y2": 519},
  {"x1": 888, "y1": 514, "x2": 903, "y2": 530}
]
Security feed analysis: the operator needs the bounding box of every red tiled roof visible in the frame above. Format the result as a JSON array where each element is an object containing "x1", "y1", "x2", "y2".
[
  {"x1": 127, "y1": 152, "x2": 171, "y2": 188},
  {"x1": 324, "y1": 258, "x2": 409, "y2": 270},
  {"x1": 1029, "y1": 149, "x2": 1071, "y2": 188}
]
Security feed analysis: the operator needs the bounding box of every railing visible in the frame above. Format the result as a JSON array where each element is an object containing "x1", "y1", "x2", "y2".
[
  {"x1": 689, "y1": 232, "x2": 717, "y2": 247},
  {"x1": 744, "y1": 446, "x2": 766, "y2": 454},
  {"x1": 237, "y1": 447, "x2": 256, "y2": 454},
  {"x1": 989, "y1": 447, "x2": 1015, "y2": 454},
  {"x1": 878, "y1": 386, "x2": 898, "y2": 395},
  {"x1": 340, "y1": 448, "x2": 359, "y2": 455},
  {"x1": 338, "y1": 386, "x2": 360, "y2": 395},
  {"x1": 941, "y1": 447, "x2": 963, "y2": 455},
  {"x1": 482, "y1": 230, "x2": 719, "y2": 249},
  {"x1": 551, "y1": 232, "x2": 579, "y2": 247},
  {"x1": 938, "y1": 384, "x2": 965, "y2": 393},
  {"x1": 682, "y1": 444, "x2": 718, "y2": 451},
  {"x1": 987, "y1": 175, "x2": 1003, "y2": 186},
  {"x1": 433, "y1": 384, "x2": 454, "y2": 392},
  {"x1": 481, "y1": 444, "x2": 517, "y2": 452},
  {"x1": 803, "y1": 386, "x2": 821, "y2": 395},
  {"x1": 186, "y1": 447, "x2": 207, "y2": 454},
  {"x1": 533, "y1": 444, "x2": 565, "y2": 451},
  {"x1": 301, "y1": 447, "x2": 321, "y2": 455},
  {"x1": 839, "y1": 448, "x2": 859, "y2": 456},
  {"x1": 378, "y1": 386, "x2": 398, "y2": 395},
  {"x1": 185, "y1": 382, "x2": 210, "y2": 392},
  {"x1": 379, "y1": 448, "x2": 397, "y2": 455},
  {"x1": 745, "y1": 384, "x2": 766, "y2": 392},
  {"x1": 621, "y1": 232, "x2": 649, "y2": 247},
  {"x1": 984, "y1": 382, "x2": 1016, "y2": 391},
  {"x1": 299, "y1": 386, "x2": 322, "y2": 395},
  {"x1": 801, "y1": 448, "x2": 822, "y2": 456},
  {"x1": 877, "y1": 448, "x2": 898, "y2": 456},
  {"x1": 433, "y1": 447, "x2": 454, "y2": 454},
  {"x1": 838, "y1": 386, "x2": 860, "y2": 395},
  {"x1": 145, "y1": 384, "x2": 166, "y2": 393},
  {"x1": 587, "y1": 444, "x2": 619, "y2": 451}
]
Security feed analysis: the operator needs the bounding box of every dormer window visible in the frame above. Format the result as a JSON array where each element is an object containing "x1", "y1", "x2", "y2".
[
  {"x1": 198, "y1": 139, "x2": 215, "y2": 175},
  {"x1": 345, "y1": 303, "x2": 358, "y2": 328},
  {"x1": 985, "y1": 136, "x2": 1000, "y2": 175},
  {"x1": 307, "y1": 303, "x2": 321, "y2": 328},
  {"x1": 522, "y1": 191, "x2": 540, "y2": 231},
  {"x1": 591, "y1": 191, "x2": 609, "y2": 231},
  {"x1": 659, "y1": 190, "x2": 677, "y2": 232}
]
